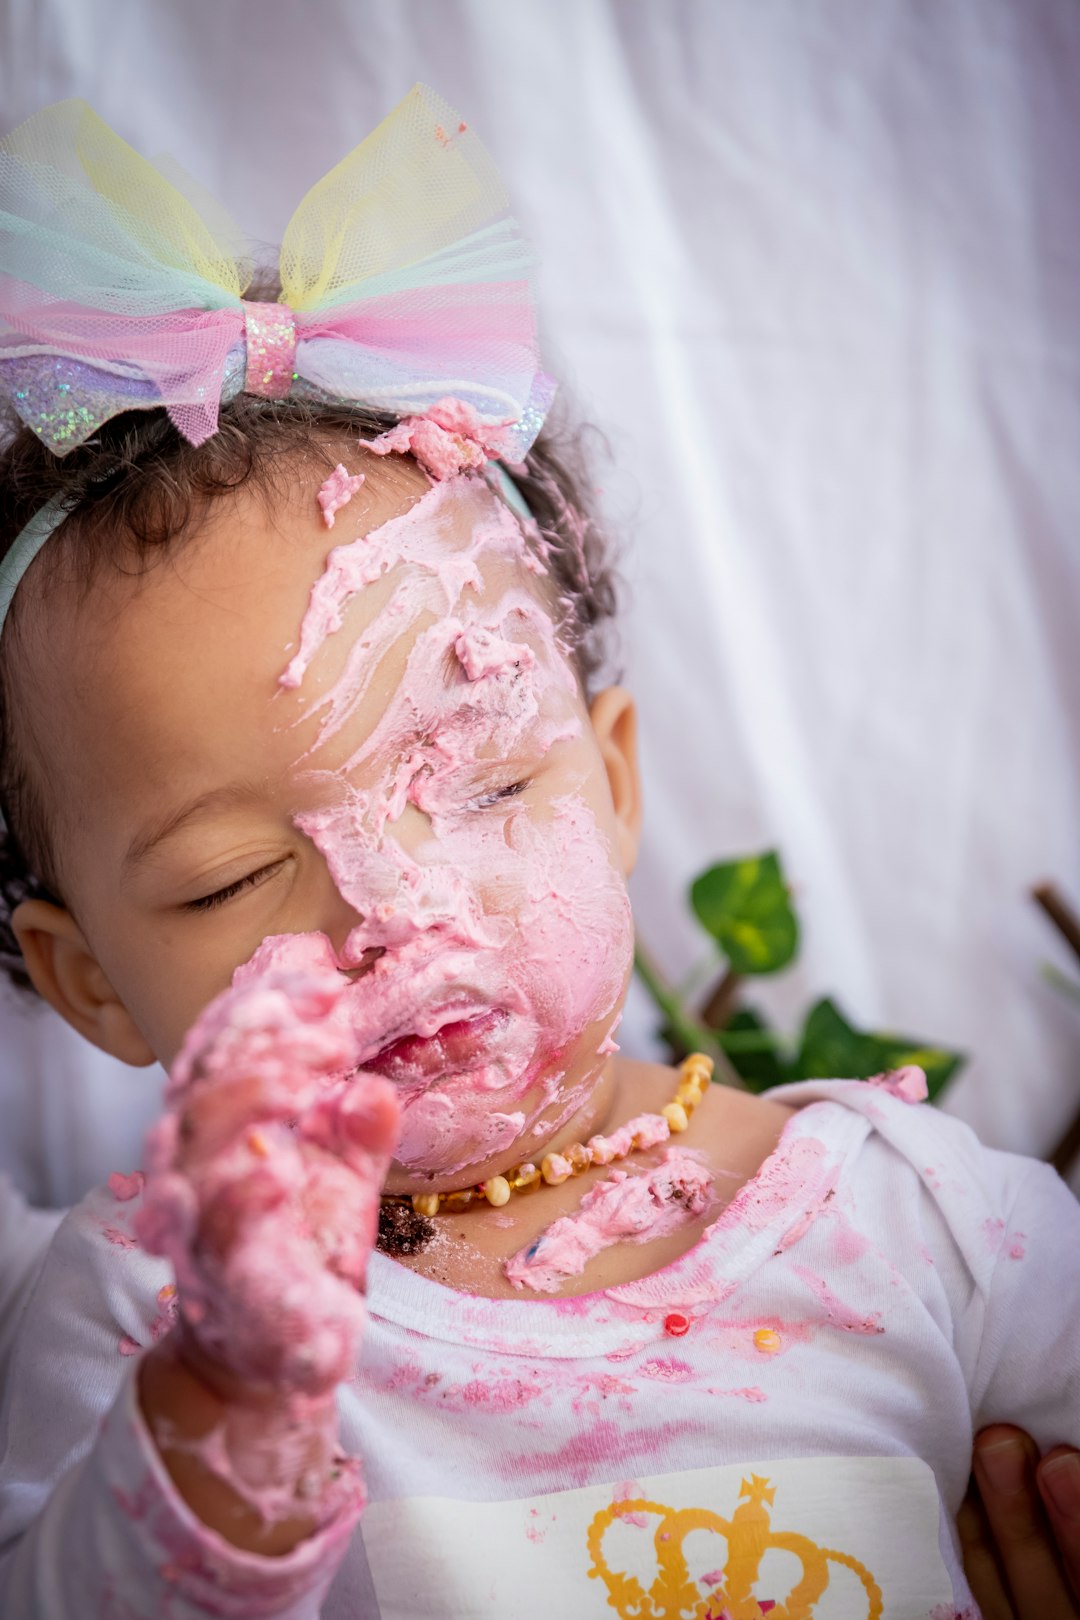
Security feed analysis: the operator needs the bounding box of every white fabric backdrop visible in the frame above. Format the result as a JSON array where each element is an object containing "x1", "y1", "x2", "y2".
[{"x1": 1, "y1": 0, "x2": 1078, "y2": 1205}]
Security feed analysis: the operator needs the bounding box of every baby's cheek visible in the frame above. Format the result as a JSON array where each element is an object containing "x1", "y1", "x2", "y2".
[{"x1": 496, "y1": 798, "x2": 633, "y2": 1023}]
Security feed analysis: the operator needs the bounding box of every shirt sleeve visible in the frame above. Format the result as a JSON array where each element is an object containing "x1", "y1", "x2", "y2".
[
  {"x1": 968, "y1": 1157, "x2": 1080, "y2": 1448},
  {"x1": 0, "y1": 1188, "x2": 363, "y2": 1619}
]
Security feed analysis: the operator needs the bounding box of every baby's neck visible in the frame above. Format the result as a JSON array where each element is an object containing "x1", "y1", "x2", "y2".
[{"x1": 385, "y1": 1060, "x2": 794, "y2": 1302}]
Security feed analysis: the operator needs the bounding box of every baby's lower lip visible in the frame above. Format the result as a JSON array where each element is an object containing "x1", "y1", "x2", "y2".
[{"x1": 364, "y1": 1008, "x2": 507, "y2": 1082}]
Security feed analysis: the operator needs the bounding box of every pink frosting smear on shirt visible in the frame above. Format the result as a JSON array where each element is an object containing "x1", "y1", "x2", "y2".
[
  {"x1": 789, "y1": 1264, "x2": 885, "y2": 1335},
  {"x1": 316, "y1": 463, "x2": 366, "y2": 529},
  {"x1": 867, "y1": 1064, "x2": 928, "y2": 1104},
  {"x1": 505, "y1": 1150, "x2": 714, "y2": 1293}
]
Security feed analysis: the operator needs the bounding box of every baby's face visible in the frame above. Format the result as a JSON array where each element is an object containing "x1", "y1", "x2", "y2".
[{"x1": 18, "y1": 458, "x2": 637, "y2": 1188}]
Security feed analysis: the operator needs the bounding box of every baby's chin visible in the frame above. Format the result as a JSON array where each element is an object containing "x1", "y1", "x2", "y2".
[{"x1": 383, "y1": 1031, "x2": 618, "y2": 1190}]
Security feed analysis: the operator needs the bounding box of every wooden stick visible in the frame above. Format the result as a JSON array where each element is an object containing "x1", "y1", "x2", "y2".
[{"x1": 1033, "y1": 882, "x2": 1080, "y2": 966}]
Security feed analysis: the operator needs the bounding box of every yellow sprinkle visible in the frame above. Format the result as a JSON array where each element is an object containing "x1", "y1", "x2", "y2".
[{"x1": 754, "y1": 1328, "x2": 782, "y2": 1355}]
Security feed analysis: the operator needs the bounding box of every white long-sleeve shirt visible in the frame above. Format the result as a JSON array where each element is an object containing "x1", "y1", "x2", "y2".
[{"x1": 1, "y1": 1080, "x2": 1078, "y2": 1619}]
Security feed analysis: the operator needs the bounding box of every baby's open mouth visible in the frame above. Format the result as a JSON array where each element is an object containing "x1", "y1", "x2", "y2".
[{"x1": 362, "y1": 1007, "x2": 508, "y2": 1083}]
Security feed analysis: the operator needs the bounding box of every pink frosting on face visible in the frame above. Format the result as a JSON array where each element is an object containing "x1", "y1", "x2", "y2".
[
  {"x1": 272, "y1": 475, "x2": 633, "y2": 1178},
  {"x1": 454, "y1": 624, "x2": 535, "y2": 681},
  {"x1": 505, "y1": 1150, "x2": 715, "y2": 1294},
  {"x1": 137, "y1": 968, "x2": 399, "y2": 1396},
  {"x1": 316, "y1": 463, "x2": 366, "y2": 529}
]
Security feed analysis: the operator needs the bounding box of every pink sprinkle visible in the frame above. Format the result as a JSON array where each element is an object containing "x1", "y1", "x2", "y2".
[
  {"x1": 867, "y1": 1065, "x2": 928, "y2": 1104},
  {"x1": 316, "y1": 464, "x2": 366, "y2": 529},
  {"x1": 108, "y1": 1170, "x2": 144, "y2": 1202},
  {"x1": 103, "y1": 1227, "x2": 138, "y2": 1249},
  {"x1": 118, "y1": 1335, "x2": 141, "y2": 1356},
  {"x1": 1008, "y1": 1233, "x2": 1026, "y2": 1260}
]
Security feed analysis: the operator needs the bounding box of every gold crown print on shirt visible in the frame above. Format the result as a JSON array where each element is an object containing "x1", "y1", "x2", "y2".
[{"x1": 586, "y1": 1473, "x2": 883, "y2": 1620}]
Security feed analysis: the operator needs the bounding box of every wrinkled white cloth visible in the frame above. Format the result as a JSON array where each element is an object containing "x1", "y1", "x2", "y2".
[
  {"x1": 0, "y1": 1176, "x2": 61, "y2": 1380},
  {"x1": 2, "y1": 1082, "x2": 1077, "y2": 1617}
]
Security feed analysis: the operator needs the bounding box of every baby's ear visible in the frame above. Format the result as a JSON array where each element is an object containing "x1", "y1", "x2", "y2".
[
  {"x1": 12, "y1": 899, "x2": 156, "y2": 1066},
  {"x1": 589, "y1": 686, "x2": 642, "y2": 876}
]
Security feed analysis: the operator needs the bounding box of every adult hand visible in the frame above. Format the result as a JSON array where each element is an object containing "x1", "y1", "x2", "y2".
[{"x1": 959, "y1": 1424, "x2": 1080, "y2": 1618}]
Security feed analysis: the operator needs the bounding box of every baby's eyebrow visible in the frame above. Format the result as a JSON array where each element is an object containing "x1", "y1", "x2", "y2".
[{"x1": 124, "y1": 781, "x2": 268, "y2": 870}]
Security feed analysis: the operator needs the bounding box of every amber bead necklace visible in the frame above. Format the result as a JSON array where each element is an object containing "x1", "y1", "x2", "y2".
[{"x1": 380, "y1": 1052, "x2": 715, "y2": 1220}]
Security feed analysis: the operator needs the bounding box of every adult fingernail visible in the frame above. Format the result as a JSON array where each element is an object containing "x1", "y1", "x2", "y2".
[
  {"x1": 977, "y1": 1435, "x2": 1028, "y2": 1495},
  {"x1": 1041, "y1": 1453, "x2": 1080, "y2": 1519}
]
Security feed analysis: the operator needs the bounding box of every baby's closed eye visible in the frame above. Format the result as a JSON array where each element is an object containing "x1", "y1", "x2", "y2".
[
  {"x1": 469, "y1": 779, "x2": 530, "y2": 811},
  {"x1": 184, "y1": 860, "x2": 289, "y2": 912}
]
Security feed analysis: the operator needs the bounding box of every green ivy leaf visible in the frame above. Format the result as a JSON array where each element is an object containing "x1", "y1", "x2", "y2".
[
  {"x1": 793, "y1": 997, "x2": 962, "y2": 1101},
  {"x1": 721, "y1": 1007, "x2": 793, "y2": 1093},
  {"x1": 690, "y1": 851, "x2": 799, "y2": 976}
]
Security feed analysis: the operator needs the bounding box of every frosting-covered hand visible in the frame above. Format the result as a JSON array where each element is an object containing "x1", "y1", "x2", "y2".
[{"x1": 137, "y1": 968, "x2": 400, "y2": 1397}]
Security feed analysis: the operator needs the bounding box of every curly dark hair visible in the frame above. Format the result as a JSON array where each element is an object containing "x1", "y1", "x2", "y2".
[{"x1": 0, "y1": 353, "x2": 620, "y2": 995}]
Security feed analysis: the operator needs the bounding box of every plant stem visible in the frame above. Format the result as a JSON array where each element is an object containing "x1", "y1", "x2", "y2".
[
  {"x1": 701, "y1": 965, "x2": 744, "y2": 1031},
  {"x1": 633, "y1": 943, "x2": 749, "y2": 1087}
]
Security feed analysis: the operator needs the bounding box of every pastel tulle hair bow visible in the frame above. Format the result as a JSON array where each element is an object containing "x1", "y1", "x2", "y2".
[{"x1": 0, "y1": 84, "x2": 552, "y2": 460}]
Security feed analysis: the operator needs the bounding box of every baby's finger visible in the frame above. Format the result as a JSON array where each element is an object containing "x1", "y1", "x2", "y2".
[
  {"x1": 972, "y1": 1426, "x2": 1079, "y2": 1618},
  {"x1": 1037, "y1": 1447, "x2": 1080, "y2": 1602}
]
